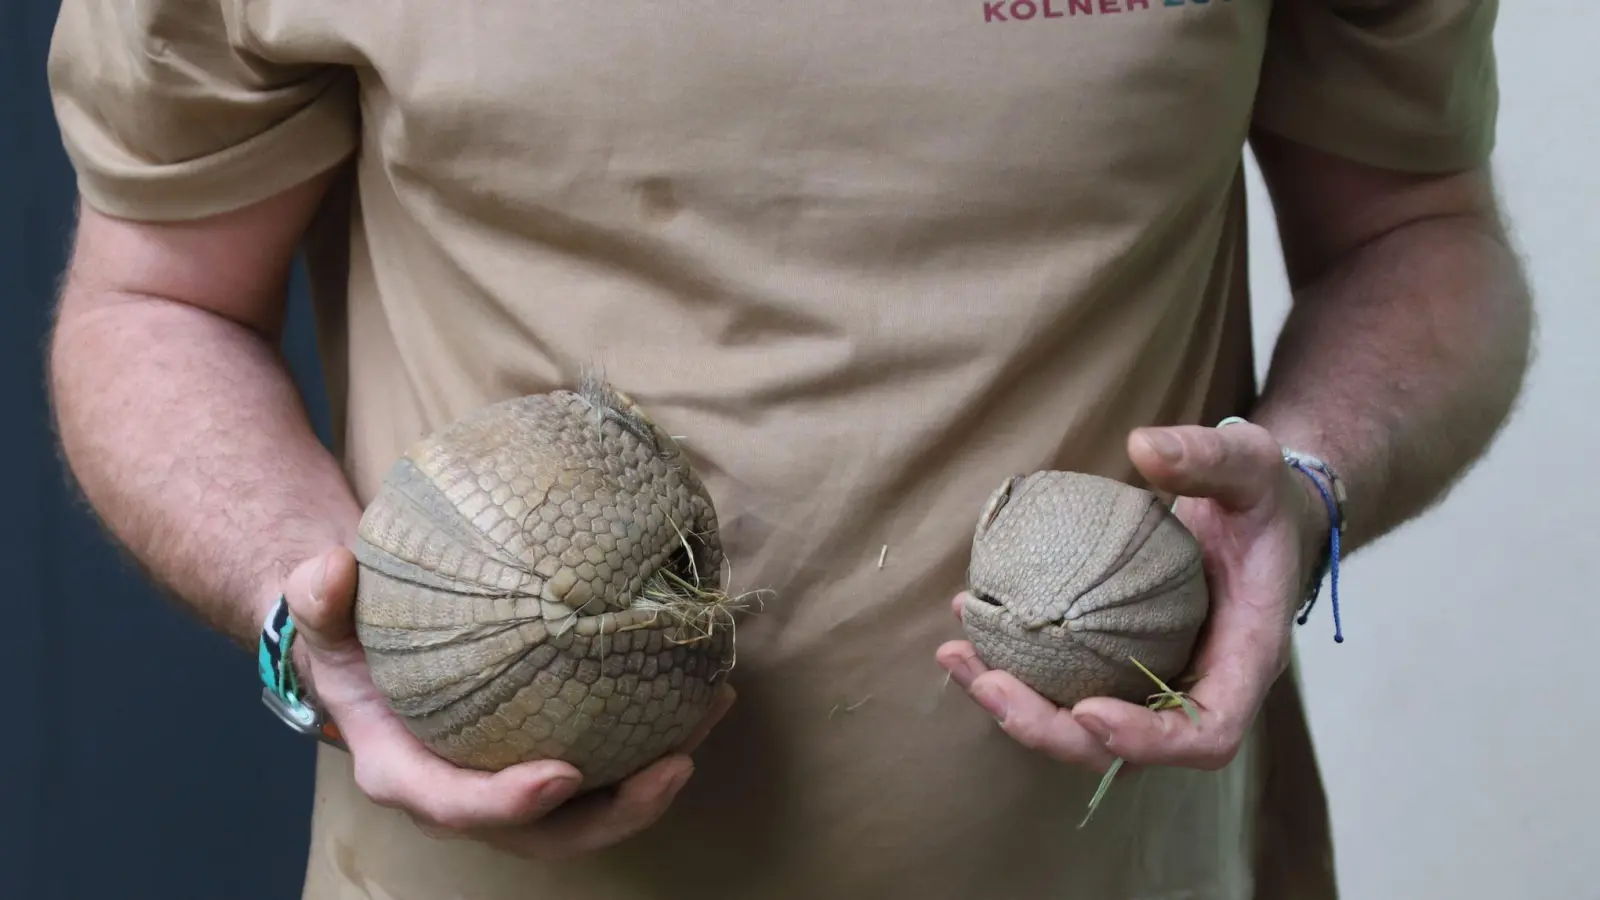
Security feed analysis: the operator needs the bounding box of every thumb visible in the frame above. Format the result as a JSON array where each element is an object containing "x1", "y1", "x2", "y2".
[
  {"x1": 1127, "y1": 422, "x2": 1282, "y2": 513},
  {"x1": 282, "y1": 544, "x2": 360, "y2": 651}
]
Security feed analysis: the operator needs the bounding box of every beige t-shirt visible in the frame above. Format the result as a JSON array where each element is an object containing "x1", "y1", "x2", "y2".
[{"x1": 48, "y1": 1, "x2": 1498, "y2": 897}]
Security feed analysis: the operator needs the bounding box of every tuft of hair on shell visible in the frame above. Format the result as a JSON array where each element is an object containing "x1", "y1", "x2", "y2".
[{"x1": 576, "y1": 363, "x2": 668, "y2": 456}]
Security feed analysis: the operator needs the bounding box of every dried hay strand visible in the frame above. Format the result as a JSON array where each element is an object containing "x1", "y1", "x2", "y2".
[
  {"x1": 623, "y1": 517, "x2": 769, "y2": 678},
  {"x1": 1077, "y1": 655, "x2": 1201, "y2": 829}
]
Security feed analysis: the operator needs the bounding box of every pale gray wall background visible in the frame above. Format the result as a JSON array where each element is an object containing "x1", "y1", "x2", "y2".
[{"x1": 1245, "y1": 5, "x2": 1600, "y2": 896}]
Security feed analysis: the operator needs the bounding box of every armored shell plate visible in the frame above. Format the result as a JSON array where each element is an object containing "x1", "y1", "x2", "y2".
[
  {"x1": 351, "y1": 386, "x2": 733, "y2": 788},
  {"x1": 963, "y1": 470, "x2": 1209, "y2": 708}
]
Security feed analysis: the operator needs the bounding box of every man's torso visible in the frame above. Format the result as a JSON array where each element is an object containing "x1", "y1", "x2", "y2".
[{"x1": 236, "y1": 1, "x2": 1323, "y2": 896}]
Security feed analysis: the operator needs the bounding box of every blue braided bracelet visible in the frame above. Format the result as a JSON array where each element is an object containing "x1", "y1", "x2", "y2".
[{"x1": 1217, "y1": 416, "x2": 1347, "y2": 644}]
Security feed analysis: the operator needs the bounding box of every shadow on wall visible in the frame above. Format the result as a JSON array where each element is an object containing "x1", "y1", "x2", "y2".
[{"x1": 1, "y1": 0, "x2": 332, "y2": 897}]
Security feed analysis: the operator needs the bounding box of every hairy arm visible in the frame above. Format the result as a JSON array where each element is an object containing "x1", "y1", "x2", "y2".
[
  {"x1": 1247, "y1": 130, "x2": 1535, "y2": 554},
  {"x1": 938, "y1": 131, "x2": 1537, "y2": 775},
  {"x1": 47, "y1": 172, "x2": 362, "y2": 650},
  {"x1": 47, "y1": 172, "x2": 729, "y2": 848}
]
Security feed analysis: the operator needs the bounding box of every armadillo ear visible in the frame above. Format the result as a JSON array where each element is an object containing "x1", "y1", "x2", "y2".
[{"x1": 977, "y1": 475, "x2": 1020, "y2": 534}]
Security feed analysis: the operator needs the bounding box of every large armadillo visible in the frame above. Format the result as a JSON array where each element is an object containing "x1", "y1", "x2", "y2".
[
  {"x1": 350, "y1": 379, "x2": 742, "y2": 790},
  {"x1": 961, "y1": 471, "x2": 1211, "y2": 708}
]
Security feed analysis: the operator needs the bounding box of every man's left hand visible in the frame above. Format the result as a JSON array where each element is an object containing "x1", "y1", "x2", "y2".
[{"x1": 936, "y1": 419, "x2": 1329, "y2": 773}]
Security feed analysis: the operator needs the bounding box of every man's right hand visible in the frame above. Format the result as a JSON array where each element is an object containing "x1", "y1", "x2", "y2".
[
  {"x1": 280, "y1": 546, "x2": 736, "y2": 860},
  {"x1": 52, "y1": 179, "x2": 730, "y2": 861}
]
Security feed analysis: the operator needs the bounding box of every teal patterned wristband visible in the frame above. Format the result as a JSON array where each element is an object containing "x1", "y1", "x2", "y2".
[{"x1": 257, "y1": 596, "x2": 346, "y2": 746}]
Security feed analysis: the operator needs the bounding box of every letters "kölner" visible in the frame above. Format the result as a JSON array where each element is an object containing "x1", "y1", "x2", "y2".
[{"x1": 983, "y1": 0, "x2": 1232, "y2": 24}]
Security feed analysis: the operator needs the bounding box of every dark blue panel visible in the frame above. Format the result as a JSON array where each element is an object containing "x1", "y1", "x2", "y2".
[
  {"x1": 2, "y1": 1, "x2": 329, "y2": 897},
  {"x1": 0, "y1": 3, "x2": 54, "y2": 896}
]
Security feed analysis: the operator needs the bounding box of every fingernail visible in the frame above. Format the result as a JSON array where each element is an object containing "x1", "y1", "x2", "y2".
[
  {"x1": 1143, "y1": 431, "x2": 1183, "y2": 463},
  {"x1": 666, "y1": 764, "x2": 694, "y2": 796},
  {"x1": 1077, "y1": 714, "x2": 1112, "y2": 746},
  {"x1": 536, "y1": 776, "x2": 580, "y2": 811},
  {"x1": 972, "y1": 683, "x2": 1008, "y2": 723},
  {"x1": 942, "y1": 652, "x2": 983, "y2": 689}
]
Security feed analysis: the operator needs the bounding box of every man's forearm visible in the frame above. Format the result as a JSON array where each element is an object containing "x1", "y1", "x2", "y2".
[
  {"x1": 49, "y1": 290, "x2": 363, "y2": 650},
  {"x1": 1250, "y1": 213, "x2": 1534, "y2": 554}
]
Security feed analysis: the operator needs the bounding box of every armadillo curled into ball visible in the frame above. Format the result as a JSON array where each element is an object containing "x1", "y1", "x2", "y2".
[
  {"x1": 961, "y1": 470, "x2": 1211, "y2": 709},
  {"x1": 350, "y1": 378, "x2": 741, "y2": 789}
]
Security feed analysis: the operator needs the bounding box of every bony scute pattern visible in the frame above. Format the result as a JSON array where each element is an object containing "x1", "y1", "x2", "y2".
[
  {"x1": 351, "y1": 384, "x2": 736, "y2": 790},
  {"x1": 962, "y1": 470, "x2": 1210, "y2": 709}
]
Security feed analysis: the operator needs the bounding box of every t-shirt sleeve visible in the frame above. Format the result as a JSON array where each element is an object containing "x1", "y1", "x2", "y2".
[
  {"x1": 1251, "y1": 0, "x2": 1500, "y2": 173},
  {"x1": 47, "y1": 0, "x2": 359, "y2": 222}
]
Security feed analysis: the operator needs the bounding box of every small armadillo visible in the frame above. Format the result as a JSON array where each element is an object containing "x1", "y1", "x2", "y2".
[
  {"x1": 961, "y1": 471, "x2": 1210, "y2": 708},
  {"x1": 350, "y1": 378, "x2": 739, "y2": 789}
]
